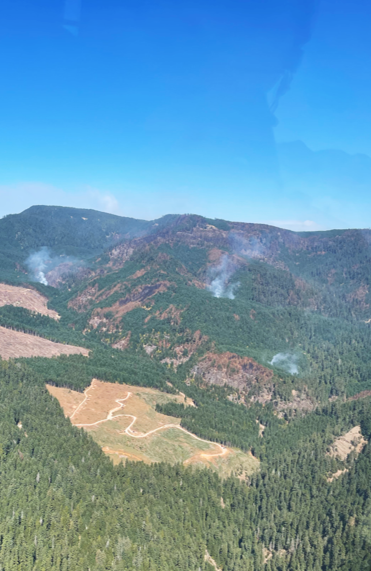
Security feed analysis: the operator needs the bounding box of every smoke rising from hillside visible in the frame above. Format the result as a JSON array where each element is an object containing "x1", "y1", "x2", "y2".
[
  {"x1": 26, "y1": 247, "x2": 51, "y2": 285},
  {"x1": 270, "y1": 352, "x2": 299, "y2": 375},
  {"x1": 207, "y1": 254, "x2": 239, "y2": 299},
  {"x1": 26, "y1": 248, "x2": 84, "y2": 286}
]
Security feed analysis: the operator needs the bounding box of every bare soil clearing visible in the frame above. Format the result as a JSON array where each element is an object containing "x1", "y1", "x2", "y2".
[
  {"x1": 328, "y1": 426, "x2": 367, "y2": 461},
  {"x1": 112, "y1": 332, "x2": 131, "y2": 350},
  {"x1": 47, "y1": 385, "x2": 85, "y2": 417},
  {"x1": 0, "y1": 327, "x2": 89, "y2": 360},
  {"x1": 48, "y1": 379, "x2": 259, "y2": 478},
  {"x1": 0, "y1": 283, "x2": 59, "y2": 319},
  {"x1": 327, "y1": 469, "x2": 348, "y2": 482},
  {"x1": 257, "y1": 420, "x2": 265, "y2": 437},
  {"x1": 205, "y1": 550, "x2": 222, "y2": 571},
  {"x1": 348, "y1": 390, "x2": 371, "y2": 401}
]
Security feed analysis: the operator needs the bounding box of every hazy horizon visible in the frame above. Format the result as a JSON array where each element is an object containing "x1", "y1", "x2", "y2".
[{"x1": 3, "y1": 202, "x2": 369, "y2": 234}]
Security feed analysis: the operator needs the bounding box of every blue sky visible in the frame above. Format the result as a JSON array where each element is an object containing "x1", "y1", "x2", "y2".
[{"x1": 0, "y1": 0, "x2": 370, "y2": 230}]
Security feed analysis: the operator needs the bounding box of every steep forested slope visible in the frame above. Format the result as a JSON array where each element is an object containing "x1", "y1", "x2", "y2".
[
  {"x1": 0, "y1": 206, "x2": 177, "y2": 281},
  {"x1": 0, "y1": 206, "x2": 371, "y2": 569},
  {"x1": 1, "y1": 209, "x2": 371, "y2": 419},
  {"x1": 0, "y1": 361, "x2": 371, "y2": 570}
]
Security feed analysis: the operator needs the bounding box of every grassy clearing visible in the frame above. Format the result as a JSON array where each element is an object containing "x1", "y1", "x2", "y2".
[{"x1": 48, "y1": 380, "x2": 259, "y2": 478}]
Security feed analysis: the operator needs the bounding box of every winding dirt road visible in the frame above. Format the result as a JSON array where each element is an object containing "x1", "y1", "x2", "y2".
[{"x1": 73, "y1": 382, "x2": 227, "y2": 460}]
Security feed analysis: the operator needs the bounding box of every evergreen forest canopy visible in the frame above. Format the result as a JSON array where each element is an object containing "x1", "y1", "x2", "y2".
[{"x1": 0, "y1": 205, "x2": 370, "y2": 569}]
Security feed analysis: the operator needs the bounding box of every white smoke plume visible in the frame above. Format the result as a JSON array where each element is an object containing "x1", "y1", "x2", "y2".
[
  {"x1": 207, "y1": 254, "x2": 239, "y2": 299},
  {"x1": 25, "y1": 247, "x2": 85, "y2": 287},
  {"x1": 26, "y1": 247, "x2": 51, "y2": 285},
  {"x1": 270, "y1": 352, "x2": 299, "y2": 375},
  {"x1": 230, "y1": 232, "x2": 269, "y2": 260}
]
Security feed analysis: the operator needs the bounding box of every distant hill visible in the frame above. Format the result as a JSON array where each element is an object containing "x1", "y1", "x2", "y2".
[
  {"x1": 0, "y1": 205, "x2": 178, "y2": 280},
  {"x1": 2, "y1": 205, "x2": 371, "y2": 320}
]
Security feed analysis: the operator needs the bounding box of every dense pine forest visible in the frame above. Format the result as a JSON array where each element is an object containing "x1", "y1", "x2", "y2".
[
  {"x1": 0, "y1": 206, "x2": 370, "y2": 569},
  {"x1": 1, "y1": 361, "x2": 371, "y2": 570}
]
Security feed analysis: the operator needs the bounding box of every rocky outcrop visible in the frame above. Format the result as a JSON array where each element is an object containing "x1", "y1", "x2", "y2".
[
  {"x1": 160, "y1": 330, "x2": 207, "y2": 368},
  {"x1": 112, "y1": 332, "x2": 131, "y2": 350},
  {"x1": 192, "y1": 352, "x2": 273, "y2": 391}
]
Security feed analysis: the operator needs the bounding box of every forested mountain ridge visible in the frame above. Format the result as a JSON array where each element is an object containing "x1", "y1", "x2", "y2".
[
  {"x1": 0, "y1": 206, "x2": 371, "y2": 569},
  {"x1": 1, "y1": 208, "x2": 371, "y2": 407},
  {"x1": 0, "y1": 206, "x2": 178, "y2": 281},
  {"x1": 2, "y1": 206, "x2": 371, "y2": 317},
  {"x1": 1, "y1": 206, "x2": 371, "y2": 410}
]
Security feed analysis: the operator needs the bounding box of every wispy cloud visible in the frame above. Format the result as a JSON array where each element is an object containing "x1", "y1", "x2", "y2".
[{"x1": 82, "y1": 187, "x2": 123, "y2": 216}]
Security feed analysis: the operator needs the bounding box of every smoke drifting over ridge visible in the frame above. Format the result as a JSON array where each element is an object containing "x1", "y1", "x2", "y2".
[
  {"x1": 207, "y1": 255, "x2": 239, "y2": 299},
  {"x1": 270, "y1": 353, "x2": 299, "y2": 375},
  {"x1": 230, "y1": 233, "x2": 269, "y2": 260}
]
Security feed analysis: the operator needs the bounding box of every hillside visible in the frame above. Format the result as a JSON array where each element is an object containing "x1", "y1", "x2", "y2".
[
  {"x1": 1, "y1": 208, "x2": 371, "y2": 412},
  {"x1": 48, "y1": 379, "x2": 258, "y2": 479},
  {"x1": 0, "y1": 205, "x2": 178, "y2": 282},
  {"x1": 0, "y1": 206, "x2": 371, "y2": 570},
  {"x1": 1, "y1": 207, "x2": 371, "y2": 415},
  {"x1": 21, "y1": 210, "x2": 370, "y2": 403}
]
